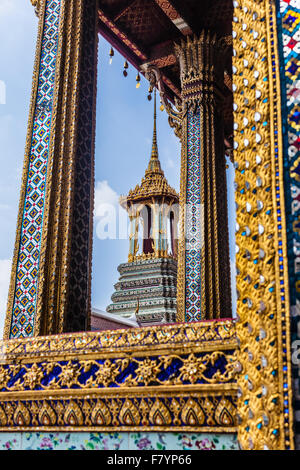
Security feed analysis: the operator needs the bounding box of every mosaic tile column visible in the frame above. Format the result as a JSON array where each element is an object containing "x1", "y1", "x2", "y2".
[
  {"x1": 4, "y1": 0, "x2": 98, "y2": 339},
  {"x1": 175, "y1": 34, "x2": 232, "y2": 322}
]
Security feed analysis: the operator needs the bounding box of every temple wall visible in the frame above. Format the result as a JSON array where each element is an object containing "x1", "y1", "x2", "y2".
[{"x1": 0, "y1": 431, "x2": 238, "y2": 451}]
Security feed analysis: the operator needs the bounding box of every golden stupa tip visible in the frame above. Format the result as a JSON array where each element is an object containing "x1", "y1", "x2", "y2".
[{"x1": 146, "y1": 89, "x2": 163, "y2": 175}]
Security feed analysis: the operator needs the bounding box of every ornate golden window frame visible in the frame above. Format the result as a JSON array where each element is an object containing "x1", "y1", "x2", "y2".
[{"x1": 0, "y1": 0, "x2": 295, "y2": 450}]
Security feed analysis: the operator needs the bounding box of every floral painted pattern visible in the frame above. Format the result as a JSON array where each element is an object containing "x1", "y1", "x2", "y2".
[
  {"x1": 129, "y1": 432, "x2": 239, "y2": 451},
  {"x1": 0, "y1": 431, "x2": 239, "y2": 450},
  {"x1": 177, "y1": 434, "x2": 239, "y2": 450},
  {"x1": 0, "y1": 435, "x2": 20, "y2": 450},
  {"x1": 23, "y1": 432, "x2": 127, "y2": 450},
  {"x1": 130, "y1": 433, "x2": 167, "y2": 450}
]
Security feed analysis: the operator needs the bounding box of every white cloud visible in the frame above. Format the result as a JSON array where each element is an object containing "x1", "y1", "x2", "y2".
[
  {"x1": 94, "y1": 180, "x2": 119, "y2": 215},
  {"x1": 94, "y1": 180, "x2": 129, "y2": 240},
  {"x1": 0, "y1": 258, "x2": 11, "y2": 338}
]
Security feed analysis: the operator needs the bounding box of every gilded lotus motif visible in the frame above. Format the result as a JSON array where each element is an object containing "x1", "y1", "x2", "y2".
[
  {"x1": 95, "y1": 360, "x2": 119, "y2": 387},
  {"x1": 58, "y1": 362, "x2": 80, "y2": 387},
  {"x1": 133, "y1": 358, "x2": 161, "y2": 385},
  {"x1": 177, "y1": 354, "x2": 208, "y2": 384},
  {"x1": 23, "y1": 363, "x2": 44, "y2": 390}
]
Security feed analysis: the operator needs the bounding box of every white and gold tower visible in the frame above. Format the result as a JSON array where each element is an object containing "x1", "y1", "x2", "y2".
[{"x1": 107, "y1": 91, "x2": 179, "y2": 325}]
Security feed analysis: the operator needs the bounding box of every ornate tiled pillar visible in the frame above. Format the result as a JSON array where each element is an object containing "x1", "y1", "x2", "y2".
[
  {"x1": 175, "y1": 33, "x2": 232, "y2": 322},
  {"x1": 4, "y1": 0, "x2": 98, "y2": 338}
]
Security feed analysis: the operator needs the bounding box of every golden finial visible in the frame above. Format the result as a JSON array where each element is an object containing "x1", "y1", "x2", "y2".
[
  {"x1": 135, "y1": 298, "x2": 140, "y2": 314},
  {"x1": 151, "y1": 88, "x2": 158, "y2": 159},
  {"x1": 145, "y1": 88, "x2": 163, "y2": 176}
]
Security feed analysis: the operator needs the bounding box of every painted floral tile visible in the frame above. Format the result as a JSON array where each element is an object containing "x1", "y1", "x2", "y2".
[
  {"x1": 173, "y1": 433, "x2": 239, "y2": 450},
  {"x1": 0, "y1": 431, "x2": 239, "y2": 450},
  {"x1": 0, "y1": 433, "x2": 21, "y2": 450},
  {"x1": 129, "y1": 432, "x2": 239, "y2": 451},
  {"x1": 23, "y1": 432, "x2": 128, "y2": 450},
  {"x1": 129, "y1": 433, "x2": 162, "y2": 451}
]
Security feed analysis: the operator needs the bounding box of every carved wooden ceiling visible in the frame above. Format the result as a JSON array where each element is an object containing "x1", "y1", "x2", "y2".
[{"x1": 97, "y1": 0, "x2": 233, "y2": 141}]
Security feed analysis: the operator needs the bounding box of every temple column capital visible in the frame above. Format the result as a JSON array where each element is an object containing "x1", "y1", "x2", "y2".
[{"x1": 174, "y1": 32, "x2": 230, "y2": 109}]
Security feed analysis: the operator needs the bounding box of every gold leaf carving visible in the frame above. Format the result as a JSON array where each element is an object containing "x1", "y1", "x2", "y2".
[
  {"x1": 64, "y1": 400, "x2": 83, "y2": 427},
  {"x1": 0, "y1": 366, "x2": 10, "y2": 389},
  {"x1": 91, "y1": 400, "x2": 112, "y2": 426},
  {"x1": 149, "y1": 399, "x2": 172, "y2": 426},
  {"x1": 13, "y1": 402, "x2": 30, "y2": 426},
  {"x1": 214, "y1": 397, "x2": 235, "y2": 427},
  {"x1": 38, "y1": 402, "x2": 56, "y2": 426},
  {"x1": 181, "y1": 398, "x2": 205, "y2": 426},
  {"x1": 119, "y1": 398, "x2": 141, "y2": 426},
  {"x1": 30, "y1": 0, "x2": 42, "y2": 17},
  {"x1": 23, "y1": 363, "x2": 44, "y2": 390},
  {"x1": 0, "y1": 405, "x2": 7, "y2": 426}
]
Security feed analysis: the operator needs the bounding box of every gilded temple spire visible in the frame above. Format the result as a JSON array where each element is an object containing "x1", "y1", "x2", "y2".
[
  {"x1": 146, "y1": 89, "x2": 163, "y2": 176},
  {"x1": 152, "y1": 87, "x2": 158, "y2": 158},
  {"x1": 107, "y1": 89, "x2": 179, "y2": 324},
  {"x1": 121, "y1": 90, "x2": 178, "y2": 204}
]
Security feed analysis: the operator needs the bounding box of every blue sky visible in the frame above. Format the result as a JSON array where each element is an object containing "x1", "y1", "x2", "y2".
[{"x1": 0, "y1": 0, "x2": 236, "y2": 336}]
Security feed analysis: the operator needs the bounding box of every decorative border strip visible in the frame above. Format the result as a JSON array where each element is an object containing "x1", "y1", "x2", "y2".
[
  {"x1": 0, "y1": 390, "x2": 237, "y2": 432},
  {"x1": 0, "y1": 320, "x2": 236, "y2": 360},
  {"x1": 185, "y1": 111, "x2": 202, "y2": 322},
  {"x1": 0, "y1": 350, "x2": 237, "y2": 391},
  {"x1": 266, "y1": 0, "x2": 294, "y2": 448}
]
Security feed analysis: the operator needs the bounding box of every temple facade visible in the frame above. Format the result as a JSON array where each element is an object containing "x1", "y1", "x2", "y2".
[{"x1": 106, "y1": 91, "x2": 179, "y2": 325}]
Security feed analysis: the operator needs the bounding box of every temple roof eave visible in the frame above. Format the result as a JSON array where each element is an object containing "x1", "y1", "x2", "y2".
[{"x1": 119, "y1": 190, "x2": 179, "y2": 209}]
